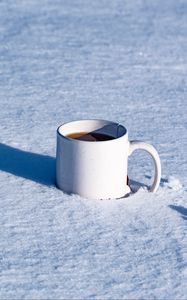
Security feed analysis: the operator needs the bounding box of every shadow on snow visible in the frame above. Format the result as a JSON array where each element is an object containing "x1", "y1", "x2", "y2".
[
  {"x1": 0, "y1": 143, "x2": 55, "y2": 186},
  {"x1": 169, "y1": 205, "x2": 187, "y2": 221}
]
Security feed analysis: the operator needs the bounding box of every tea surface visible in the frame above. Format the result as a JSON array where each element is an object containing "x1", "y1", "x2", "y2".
[{"x1": 66, "y1": 132, "x2": 115, "y2": 141}]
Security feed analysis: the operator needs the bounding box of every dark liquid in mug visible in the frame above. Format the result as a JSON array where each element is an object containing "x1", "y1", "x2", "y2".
[{"x1": 66, "y1": 132, "x2": 115, "y2": 141}]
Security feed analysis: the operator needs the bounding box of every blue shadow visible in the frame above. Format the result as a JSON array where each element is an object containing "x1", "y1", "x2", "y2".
[
  {"x1": 0, "y1": 143, "x2": 55, "y2": 186},
  {"x1": 169, "y1": 205, "x2": 187, "y2": 221}
]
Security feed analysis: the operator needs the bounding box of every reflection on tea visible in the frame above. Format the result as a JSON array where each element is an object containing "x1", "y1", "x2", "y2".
[{"x1": 66, "y1": 132, "x2": 115, "y2": 142}]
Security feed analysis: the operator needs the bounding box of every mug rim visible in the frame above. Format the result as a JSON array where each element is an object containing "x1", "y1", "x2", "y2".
[{"x1": 57, "y1": 119, "x2": 128, "y2": 143}]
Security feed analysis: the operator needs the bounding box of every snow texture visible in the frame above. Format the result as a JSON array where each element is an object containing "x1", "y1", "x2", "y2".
[{"x1": 0, "y1": 0, "x2": 187, "y2": 299}]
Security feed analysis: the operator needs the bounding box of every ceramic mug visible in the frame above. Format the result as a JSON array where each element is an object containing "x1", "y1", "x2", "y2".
[{"x1": 56, "y1": 119, "x2": 161, "y2": 199}]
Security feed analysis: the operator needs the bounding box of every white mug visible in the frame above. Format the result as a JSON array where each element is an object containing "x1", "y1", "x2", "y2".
[{"x1": 56, "y1": 119, "x2": 161, "y2": 199}]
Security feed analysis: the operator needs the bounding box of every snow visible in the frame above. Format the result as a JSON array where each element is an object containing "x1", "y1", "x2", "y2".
[{"x1": 0, "y1": 0, "x2": 187, "y2": 299}]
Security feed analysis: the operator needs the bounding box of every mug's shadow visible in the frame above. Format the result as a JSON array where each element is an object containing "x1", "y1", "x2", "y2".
[
  {"x1": 129, "y1": 179, "x2": 148, "y2": 193},
  {"x1": 0, "y1": 143, "x2": 55, "y2": 186}
]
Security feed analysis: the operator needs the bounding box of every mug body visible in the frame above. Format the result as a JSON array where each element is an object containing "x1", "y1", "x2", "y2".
[{"x1": 56, "y1": 119, "x2": 131, "y2": 199}]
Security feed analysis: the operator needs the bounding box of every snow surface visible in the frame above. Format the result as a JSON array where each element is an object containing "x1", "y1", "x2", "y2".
[{"x1": 0, "y1": 0, "x2": 187, "y2": 299}]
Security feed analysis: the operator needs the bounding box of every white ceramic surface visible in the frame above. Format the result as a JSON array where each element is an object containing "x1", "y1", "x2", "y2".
[{"x1": 56, "y1": 119, "x2": 161, "y2": 199}]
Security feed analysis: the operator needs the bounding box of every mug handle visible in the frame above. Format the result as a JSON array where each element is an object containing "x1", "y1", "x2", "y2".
[{"x1": 129, "y1": 140, "x2": 161, "y2": 192}]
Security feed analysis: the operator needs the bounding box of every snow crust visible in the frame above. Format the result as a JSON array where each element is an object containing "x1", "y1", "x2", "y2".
[{"x1": 0, "y1": 0, "x2": 186, "y2": 299}]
